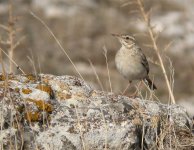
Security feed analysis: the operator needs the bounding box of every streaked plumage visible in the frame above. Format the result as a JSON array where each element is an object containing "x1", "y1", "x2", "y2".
[{"x1": 113, "y1": 34, "x2": 157, "y2": 90}]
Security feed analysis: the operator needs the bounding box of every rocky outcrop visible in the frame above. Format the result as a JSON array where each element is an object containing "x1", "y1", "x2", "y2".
[{"x1": 0, "y1": 74, "x2": 193, "y2": 149}]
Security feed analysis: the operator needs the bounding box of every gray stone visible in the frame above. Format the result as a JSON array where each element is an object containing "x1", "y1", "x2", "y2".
[{"x1": 0, "y1": 74, "x2": 193, "y2": 149}]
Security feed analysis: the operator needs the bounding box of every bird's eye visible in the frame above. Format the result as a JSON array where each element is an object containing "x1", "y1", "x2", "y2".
[{"x1": 126, "y1": 36, "x2": 130, "y2": 40}]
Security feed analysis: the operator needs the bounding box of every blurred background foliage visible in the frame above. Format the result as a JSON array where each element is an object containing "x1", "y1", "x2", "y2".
[{"x1": 0, "y1": 0, "x2": 194, "y2": 113}]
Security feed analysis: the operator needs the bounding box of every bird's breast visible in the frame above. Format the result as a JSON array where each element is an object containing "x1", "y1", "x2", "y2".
[{"x1": 115, "y1": 48, "x2": 147, "y2": 80}]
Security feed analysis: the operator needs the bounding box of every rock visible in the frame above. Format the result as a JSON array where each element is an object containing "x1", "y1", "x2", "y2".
[
  {"x1": 0, "y1": 73, "x2": 193, "y2": 149},
  {"x1": 0, "y1": 128, "x2": 22, "y2": 149}
]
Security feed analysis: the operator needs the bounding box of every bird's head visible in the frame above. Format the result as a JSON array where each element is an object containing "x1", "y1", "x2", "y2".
[{"x1": 112, "y1": 34, "x2": 136, "y2": 47}]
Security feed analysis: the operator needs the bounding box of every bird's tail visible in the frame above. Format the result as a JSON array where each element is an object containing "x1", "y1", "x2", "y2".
[{"x1": 144, "y1": 77, "x2": 157, "y2": 90}]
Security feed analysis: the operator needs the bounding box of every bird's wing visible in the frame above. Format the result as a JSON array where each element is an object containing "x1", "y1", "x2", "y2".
[
  {"x1": 141, "y1": 53, "x2": 149, "y2": 74},
  {"x1": 136, "y1": 47, "x2": 150, "y2": 74}
]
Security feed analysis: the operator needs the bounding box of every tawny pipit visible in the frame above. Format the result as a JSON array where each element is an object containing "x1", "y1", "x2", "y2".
[{"x1": 113, "y1": 34, "x2": 157, "y2": 91}]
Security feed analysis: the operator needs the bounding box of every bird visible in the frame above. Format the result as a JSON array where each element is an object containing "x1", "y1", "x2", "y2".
[{"x1": 112, "y1": 33, "x2": 157, "y2": 93}]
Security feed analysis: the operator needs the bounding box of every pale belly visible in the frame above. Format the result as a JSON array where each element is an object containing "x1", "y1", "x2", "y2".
[{"x1": 115, "y1": 51, "x2": 147, "y2": 81}]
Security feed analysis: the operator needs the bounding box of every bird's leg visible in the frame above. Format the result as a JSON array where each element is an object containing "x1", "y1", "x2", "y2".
[
  {"x1": 122, "y1": 81, "x2": 132, "y2": 95},
  {"x1": 129, "y1": 81, "x2": 143, "y2": 98},
  {"x1": 137, "y1": 80, "x2": 144, "y2": 89}
]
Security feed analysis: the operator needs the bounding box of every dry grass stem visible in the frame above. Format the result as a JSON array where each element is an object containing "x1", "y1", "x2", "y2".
[
  {"x1": 8, "y1": 0, "x2": 14, "y2": 73},
  {"x1": 27, "y1": 55, "x2": 38, "y2": 77},
  {"x1": 7, "y1": 0, "x2": 24, "y2": 73},
  {"x1": 0, "y1": 50, "x2": 7, "y2": 78},
  {"x1": 0, "y1": 47, "x2": 25, "y2": 74},
  {"x1": 0, "y1": 0, "x2": 25, "y2": 74},
  {"x1": 167, "y1": 57, "x2": 175, "y2": 104},
  {"x1": 103, "y1": 46, "x2": 112, "y2": 93},
  {"x1": 88, "y1": 59, "x2": 104, "y2": 91},
  {"x1": 12, "y1": 36, "x2": 25, "y2": 50},
  {"x1": 0, "y1": 24, "x2": 9, "y2": 31},
  {"x1": 142, "y1": 81, "x2": 160, "y2": 102},
  {"x1": 30, "y1": 11, "x2": 85, "y2": 82},
  {"x1": 164, "y1": 40, "x2": 175, "y2": 52},
  {"x1": 136, "y1": 0, "x2": 176, "y2": 104},
  {"x1": 121, "y1": 1, "x2": 137, "y2": 7}
]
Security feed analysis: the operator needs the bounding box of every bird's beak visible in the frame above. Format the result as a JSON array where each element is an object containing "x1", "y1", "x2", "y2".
[
  {"x1": 111, "y1": 33, "x2": 119, "y2": 37},
  {"x1": 111, "y1": 34, "x2": 121, "y2": 41}
]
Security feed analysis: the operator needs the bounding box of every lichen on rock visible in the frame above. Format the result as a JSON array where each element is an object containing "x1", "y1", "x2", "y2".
[{"x1": 0, "y1": 73, "x2": 193, "y2": 150}]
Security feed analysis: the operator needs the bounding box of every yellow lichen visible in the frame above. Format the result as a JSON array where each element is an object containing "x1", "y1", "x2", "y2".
[
  {"x1": 57, "y1": 92, "x2": 71, "y2": 100},
  {"x1": 41, "y1": 78, "x2": 49, "y2": 84},
  {"x1": 25, "y1": 111, "x2": 40, "y2": 122},
  {"x1": 36, "y1": 84, "x2": 53, "y2": 97},
  {"x1": 0, "y1": 74, "x2": 15, "y2": 81},
  {"x1": 22, "y1": 88, "x2": 32, "y2": 94},
  {"x1": 27, "y1": 99, "x2": 53, "y2": 112},
  {"x1": 25, "y1": 74, "x2": 36, "y2": 82},
  {"x1": 0, "y1": 74, "x2": 5, "y2": 81}
]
